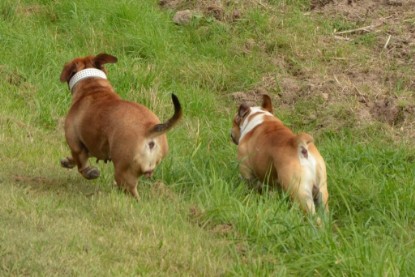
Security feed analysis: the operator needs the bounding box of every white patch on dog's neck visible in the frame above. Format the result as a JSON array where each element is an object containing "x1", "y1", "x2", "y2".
[
  {"x1": 239, "y1": 107, "x2": 273, "y2": 143},
  {"x1": 69, "y1": 68, "x2": 107, "y2": 91}
]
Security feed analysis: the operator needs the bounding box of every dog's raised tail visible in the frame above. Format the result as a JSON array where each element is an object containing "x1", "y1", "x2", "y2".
[{"x1": 148, "y1": 94, "x2": 182, "y2": 138}]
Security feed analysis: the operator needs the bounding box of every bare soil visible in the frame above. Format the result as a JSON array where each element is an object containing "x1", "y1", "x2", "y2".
[
  {"x1": 309, "y1": 0, "x2": 415, "y2": 138},
  {"x1": 160, "y1": 0, "x2": 415, "y2": 140}
]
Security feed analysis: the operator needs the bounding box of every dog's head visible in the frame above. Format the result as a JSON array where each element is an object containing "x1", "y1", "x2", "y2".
[
  {"x1": 60, "y1": 53, "x2": 118, "y2": 84},
  {"x1": 231, "y1": 94, "x2": 273, "y2": 145}
]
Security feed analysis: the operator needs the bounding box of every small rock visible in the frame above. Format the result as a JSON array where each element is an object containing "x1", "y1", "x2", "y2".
[
  {"x1": 207, "y1": 5, "x2": 224, "y2": 21},
  {"x1": 159, "y1": 0, "x2": 179, "y2": 9},
  {"x1": 173, "y1": 10, "x2": 194, "y2": 25},
  {"x1": 232, "y1": 9, "x2": 241, "y2": 21}
]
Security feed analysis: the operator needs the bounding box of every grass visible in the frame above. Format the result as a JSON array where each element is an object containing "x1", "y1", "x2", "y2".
[{"x1": 1, "y1": 0, "x2": 415, "y2": 276}]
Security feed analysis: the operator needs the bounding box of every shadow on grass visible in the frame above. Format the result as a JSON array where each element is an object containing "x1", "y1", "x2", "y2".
[{"x1": 6, "y1": 172, "x2": 108, "y2": 198}]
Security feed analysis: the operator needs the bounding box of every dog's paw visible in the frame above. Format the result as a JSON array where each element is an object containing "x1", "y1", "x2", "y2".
[
  {"x1": 81, "y1": 167, "x2": 100, "y2": 180},
  {"x1": 61, "y1": 157, "x2": 76, "y2": 169}
]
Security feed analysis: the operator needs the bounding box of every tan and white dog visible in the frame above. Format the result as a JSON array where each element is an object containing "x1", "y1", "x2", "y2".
[
  {"x1": 60, "y1": 53, "x2": 182, "y2": 199},
  {"x1": 231, "y1": 95, "x2": 328, "y2": 215}
]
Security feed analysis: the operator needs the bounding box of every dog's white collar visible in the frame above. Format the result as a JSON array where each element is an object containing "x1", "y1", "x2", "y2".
[
  {"x1": 239, "y1": 107, "x2": 273, "y2": 143},
  {"x1": 69, "y1": 68, "x2": 107, "y2": 91}
]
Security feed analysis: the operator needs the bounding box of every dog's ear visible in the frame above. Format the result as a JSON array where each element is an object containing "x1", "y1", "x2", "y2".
[
  {"x1": 238, "y1": 103, "x2": 250, "y2": 118},
  {"x1": 261, "y1": 94, "x2": 273, "y2": 113},
  {"x1": 94, "y1": 53, "x2": 118, "y2": 68},
  {"x1": 60, "y1": 61, "x2": 76, "y2": 83}
]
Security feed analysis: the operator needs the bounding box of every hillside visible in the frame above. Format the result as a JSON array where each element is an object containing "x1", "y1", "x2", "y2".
[
  {"x1": 0, "y1": 0, "x2": 414, "y2": 275},
  {"x1": 162, "y1": 0, "x2": 415, "y2": 140}
]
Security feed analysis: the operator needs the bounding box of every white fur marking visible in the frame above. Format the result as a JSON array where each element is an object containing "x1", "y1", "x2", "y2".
[
  {"x1": 138, "y1": 139, "x2": 162, "y2": 173},
  {"x1": 298, "y1": 146, "x2": 317, "y2": 191},
  {"x1": 239, "y1": 107, "x2": 273, "y2": 143}
]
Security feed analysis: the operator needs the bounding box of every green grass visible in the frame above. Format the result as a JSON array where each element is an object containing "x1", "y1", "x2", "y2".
[{"x1": 1, "y1": 0, "x2": 415, "y2": 276}]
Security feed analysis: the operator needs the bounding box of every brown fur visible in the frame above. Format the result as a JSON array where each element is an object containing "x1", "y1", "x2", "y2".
[
  {"x1": 60, "y1": 53, "x2": 182, "y2": 199},
  {"x1": 231, "y1": 95, "x2": 328, "y2": 215}
]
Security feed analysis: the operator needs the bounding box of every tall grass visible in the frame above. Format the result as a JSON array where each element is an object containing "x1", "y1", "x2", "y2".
[{"x1": 1, "y1": 0, "x2": 414, "y2": 275}]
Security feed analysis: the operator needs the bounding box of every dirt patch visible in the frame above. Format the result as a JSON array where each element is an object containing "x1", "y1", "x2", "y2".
[
  {"x1": 368, "y1": 97, "x2": 415, "y2": 126},
  {"x1": 230, "y1": 90, "x2": 262, "y2": 106},
  {"x1": 319, "y1": 0, "x2": 414, "y2": 45},
  {"x1": 162, "y1": 0, "x2": 415, "y2": 139},
  {"x1": 160, "y1": 0, "x2": 225, "y2": 20},
  {"x1": 309, "y1": 0, "x2": 415, "y2": 138},
  {"x1": 229, "y1": 87, "x2": 280, "y2": 107},
  {"x1": 150, "y1": 181, "x2": 178, "y2": 200},
  {"x1": 229, "y1": 74, "x2": 281, "y2": 106},
  {"x1": 313, "y1": 0, "x2": 415, "y2": 20},
  {"x1": 316, "y1": 0, "x2": 415, "y2": 69},
  {"x1": 188, "y1": 205, "x2": 234, "y2": 236},
  {"x1": 188, "y1": 205, "x2": 204, "y2": 226},
  {"x1": 159, "y1": 0, "x2": 181, "y2": 9},
  {"x1": 159, "y1": 0, "x2": 260, "y2": 22},
  {"x1": 15, "y1": 4, "x2": 45, "y2": 17},
  {"x1": 369, "y1": 97, "x2": 401, "y2": 125},
  {"x1": 13, "y1": 175, "x2": 58, "y2": 187},
  {"x1": 211, "y1": 223, "x2": 233, "y2": 236},
  {"x1": 172, "y1": 9, "x2": 197, "y2": 25},
  {"x1": 277, "y1": 77, "x2": 304, "y2": 105},
  {"x1": 0, "y1": 65, "x2": 26, "y2": 86}
]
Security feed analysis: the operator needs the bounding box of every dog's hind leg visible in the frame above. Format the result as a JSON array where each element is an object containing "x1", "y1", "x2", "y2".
[
  {"x1": 61, "y1": 157, "x2": 76, "y2": 169},
  {"x1": 284, "y1": 175, "x2": 315, "y2": 214},
  {"x1": 315, "y1": 179, "x2": 329, "y2": 213},
  {"x1": 61, "y1": 157, "x2": 98, "y2": 180},
  {"x1": 292, "y1": 182, "x2": 316, "y2": 215},
  {"x1": 314, "y1": 152, "x2": 329, "y2": 213},
  {"x1": 71, "y1": 148, "x2": 100, "y2": 180},
  {"x1": 246, "y1": 178, "x2": 264, "y2": 193},
  {"x1": 114, "y1": 165, "x2": 140, "y2": 200}
]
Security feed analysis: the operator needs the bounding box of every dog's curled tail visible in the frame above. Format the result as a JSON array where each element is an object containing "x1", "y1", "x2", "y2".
[{"x1": 148, "y1": 94, "x2": 182, "y2": 138}]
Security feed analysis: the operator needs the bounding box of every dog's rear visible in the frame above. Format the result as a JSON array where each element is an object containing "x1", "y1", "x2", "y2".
[
  {"x1": 131, "y1": 94, "x2": 182, "y2": 176},
  {"x1": 293, "y1": 133, "x2": 328, "y2": 214}
]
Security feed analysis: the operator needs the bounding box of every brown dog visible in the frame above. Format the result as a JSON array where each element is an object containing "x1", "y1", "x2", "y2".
[
  {"x1": 60, "y1": 53, "x2": 182, "y2": 199},
  {"x1": 231, "y1": 95, "x2": 328, "y2": 215}
]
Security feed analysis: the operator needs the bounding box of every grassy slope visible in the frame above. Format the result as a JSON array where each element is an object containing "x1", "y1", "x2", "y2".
[{"x1": 1, "y1": 0, "x2": 414, "y2": 276}]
